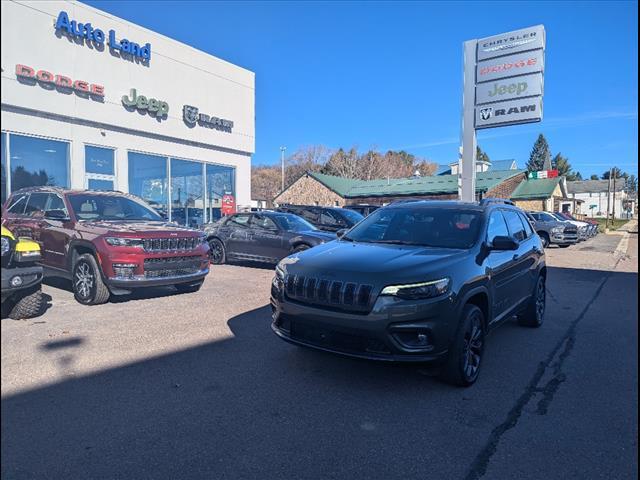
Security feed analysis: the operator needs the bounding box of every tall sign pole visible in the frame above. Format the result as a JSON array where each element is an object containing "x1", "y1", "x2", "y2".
[
  {"x1": 460, "y1": 40, "x2": 477, "y2": 202},
  {"x1": 460, "y1": 25, "x2": 546, "y2": 201}
]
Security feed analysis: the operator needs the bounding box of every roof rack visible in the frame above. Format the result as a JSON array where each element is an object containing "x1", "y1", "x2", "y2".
[{"x1": 479, "y1": 198, "x2": 515, "y2": 206}]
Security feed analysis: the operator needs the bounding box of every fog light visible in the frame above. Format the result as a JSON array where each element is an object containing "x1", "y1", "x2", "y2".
[
  {"x1": 112, "y1": 263, "x2": 137, "y2": 279},
  {"x1": 393, "y1": 331, "x2": 431, "y2": 349},
  {"x1": 10, "y1": 276, "x2": 23, "y2": 287}
]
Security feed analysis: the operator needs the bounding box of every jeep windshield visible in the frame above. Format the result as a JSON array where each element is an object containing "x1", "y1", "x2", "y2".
[
  {"x1": 69, "y1": 194, "x2": 163, "y2": 221},
  {"x1": 343, "y1": 206, "x2": 481, "y2": 249},
  {"x1": 273, "y1": 214, "x2": 318, "y2": 232}
]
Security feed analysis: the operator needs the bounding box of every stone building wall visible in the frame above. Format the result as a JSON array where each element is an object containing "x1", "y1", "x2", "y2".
[
  {"x1": 274, "y1": 175, "x2": 345, "y2": 206},
  {"x1": 513, "y1": 199, "x2": 545, "y2": 211}
]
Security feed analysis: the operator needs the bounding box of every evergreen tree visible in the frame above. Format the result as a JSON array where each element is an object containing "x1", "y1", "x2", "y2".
[
  {"x1": 552, "y1": 153, "x2": 581, "y2": 181},
  {"x1": 476, "y1": 145, "x2": 490, "y2": 163},
  {"x1": 602, "y1": 167, "x2": 625, "y2": 179},
  {"x1": 590, "y1": 174, "x2": 599, "y2": 180},
  {"x1": 527, "y1": 134, "x2": 552, "y2": 172}
]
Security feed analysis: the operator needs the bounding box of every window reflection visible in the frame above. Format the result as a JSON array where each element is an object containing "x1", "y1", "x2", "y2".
[
  {"x1": 9, "y1": 134, "x2": 69, "y2": 193},
  {"x1": 206, "y1": 164, "x2": 235, "y2": 221},
  {"x1": 128, "y1": 151, "x2": 168, "y2": 218},
  {"x1": 171, "y1": 158, "x2": 203, "y2": 228},
  {"x1": 88, "y1": 178, "x2": 115, "y2": 191}
]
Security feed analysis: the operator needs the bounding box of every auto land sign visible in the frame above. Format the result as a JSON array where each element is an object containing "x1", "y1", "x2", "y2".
[{"x1": 475, "y1": 72, "x2": 543, "y2": 105}]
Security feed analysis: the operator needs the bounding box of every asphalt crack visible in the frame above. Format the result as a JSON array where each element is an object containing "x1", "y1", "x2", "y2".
[{"x1": 464, "y1": 273, "x2": 612, "y2": 480}]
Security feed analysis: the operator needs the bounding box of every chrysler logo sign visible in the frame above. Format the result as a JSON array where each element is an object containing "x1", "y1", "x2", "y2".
[{"x1": 476, "y1": 25, "x2": 545, "y2": 61}]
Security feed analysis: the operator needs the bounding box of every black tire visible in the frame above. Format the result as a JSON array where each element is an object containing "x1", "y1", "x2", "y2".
[
  {"x1": 175, "y1": 281, "x2": 203, "y2": 293},
  {"x1": 518, "y1": 275, "x2": 546, "y2": 328},
  {"x1": 441, "y1": 304, "x2": 485, "y2": 387},
  {"x1": 8, "y1": 285, "x2": 45, "y2": 319},
  {"x1": 208, "y1": 238, "x2": 226, "y2": 265},
  {"x1": 539, "y1": 232, "x2": 550, "y2": 248},
  {"x1": 292, "y1": 244, "x2": 310, "y2": 253},
  {"x1": 72, "y1": 253, "x2": 110, "y2": 305},
  {"x1": 559, "y1": 244, "x2": 571, "y2": 248}
]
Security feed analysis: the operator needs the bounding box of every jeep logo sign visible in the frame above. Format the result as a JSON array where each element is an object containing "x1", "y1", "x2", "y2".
[
  {"x1": 475, "y1": 97, "x2": 543, "y2": 129},
  {"x1": 476, "y1": 73, "x2": 543, "y2": 105},
  {"x1": 122, "y1": 88, "x2": 169, "y2": 119}
]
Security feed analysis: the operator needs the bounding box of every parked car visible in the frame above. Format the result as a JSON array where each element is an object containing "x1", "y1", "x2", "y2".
[
  {"x1": 550, "y1": 213, "x2": 591, "y2": 240},
  {"x1": 1, "y1": 225, "x2": 45, "y2": 319},
  {"x1": 205, "y1": 211, "x2": 336, "y2": 265},
  {"x1": 344, "y1": 204, "x2": 380, "y2": 217},
  {"x1": 556, "y1": 212, "x2": 598, "y2": 236},
  {"x1": 3, "y1": 188, "x2": 210, "y2": 305},
  {"x1": 526, "y1": 211, "x2": 578, "y2": 248},
  {"x1": 276, "y1": 204, "x2": 364, "y2": 232},
  {"x1": 271, "y1": 198, "x2": 546, "y2": 387}
]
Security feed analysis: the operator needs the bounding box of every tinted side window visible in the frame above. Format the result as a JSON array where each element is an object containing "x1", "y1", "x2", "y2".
[
  {"x1": 518, "y1": 212, "x2": 534, "y2": 238},
  {"x1": 228, "y1": 214, "x2": 250, "y2": 227},
  {"x1": 7, "y1": 194, "x2": 28, "y2": 214},
  {"x1": 252, "y1": 215, "x2": 278, "y2": 230},
  {"x1": 300, "y1": 208, "x2": 319, "y2": 223},
  {"x1": 486, "y1": 211, "x2": 509, "y2": 243},
  {"x1": 503, "y1": 210, "x2": 526, "y2": 242},
  {"x1": 46, "y1": 194, "x2": 68, "y2": 214},
  {"x1": 24, "y1": 193, "x2": 49, "y2": 216},
  {"x1": 320, "y1": 210, "x2": 338, "y2": 226}
]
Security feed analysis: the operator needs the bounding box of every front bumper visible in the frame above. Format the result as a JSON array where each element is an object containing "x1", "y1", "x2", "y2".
[
  {"x1": 270, "y1": 287, "x2": 456, "y2": 362},
  {"x1": 1, "y1": 265, "x2": 43, "y2": 298},
  {"x1": 550, "y1": 233, "x2": 578, "y2": 245},
  {"x1": 107, "y1": 268, "x2": 209, "y2": 289}
]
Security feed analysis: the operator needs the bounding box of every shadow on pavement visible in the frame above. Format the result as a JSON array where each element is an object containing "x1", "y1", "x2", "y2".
[{"x1": 2, "y1": 266, "x2": 636, "y2": 479}]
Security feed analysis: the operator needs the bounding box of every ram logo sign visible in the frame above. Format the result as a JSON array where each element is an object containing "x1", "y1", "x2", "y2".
[{"x1": 475, "y1": 98, "x2": 542, "y2": 129}]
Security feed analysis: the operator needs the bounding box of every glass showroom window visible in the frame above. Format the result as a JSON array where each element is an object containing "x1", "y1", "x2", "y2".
[
  {"x1": 85, "y1": 145, "x2": 115, "y2": 191},
  {"x1": 171, "y1": 158, "x2": 204, "y2": 228},
  {"x1": 128, "y1": 151, "x2": 168, "y2": 218},
  {"x1": 1, "y1": 133, "x2": 7, "y2": 205},
  {"x1": 7, "y1": 133, "x2": 69, "y2": 195},
  {"x1": 205, "y1": 164, "x2": 236, "y2": 222}
]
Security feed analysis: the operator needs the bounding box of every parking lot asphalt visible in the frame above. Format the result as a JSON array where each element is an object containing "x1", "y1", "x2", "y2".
[{"x1": 2, "y1": 232, "x2": 637, "y2": 480}]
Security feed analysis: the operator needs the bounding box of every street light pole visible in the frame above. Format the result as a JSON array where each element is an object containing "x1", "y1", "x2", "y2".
[{"x1": 280, "y1": 146, "x2": 286, "y2": 192}]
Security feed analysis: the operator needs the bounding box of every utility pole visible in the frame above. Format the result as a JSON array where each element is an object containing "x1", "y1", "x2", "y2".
[
  {"x1": 280, "y1": 146, "x2": 286, "y2": 192},
  {"x1": 612, "y1": 171, "x2": 617, "y2": 221},
  {"x1": 606, "y1": 168, "x2": 612, "y2": 229},
  {"x1": 459, "y1": 40, "x2": 477, "y2": 202}
]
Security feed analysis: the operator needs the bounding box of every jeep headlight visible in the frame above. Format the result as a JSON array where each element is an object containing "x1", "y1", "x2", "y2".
[
  {"x1": 551, "y1": 226, "x2": 563, "y2": 234},
  {"x1": 380, "y1": 278, "x2": 450, "y2": 300},
  {"x1": 1, "y1": 237, "x2": 10, "y2": 257},
  {"x1": 105, "y1": 237, "x2": 143, "y2": 248}
]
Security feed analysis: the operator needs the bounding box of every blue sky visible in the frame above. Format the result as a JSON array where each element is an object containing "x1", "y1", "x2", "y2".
[{"x1": 86, "y1": 0, "x2": 638, "y2": 178}]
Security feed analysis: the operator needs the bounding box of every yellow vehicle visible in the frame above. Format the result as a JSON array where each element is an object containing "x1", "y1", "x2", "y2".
[{"x1": 1, "y1": 226, "x2": 44, "y2": 319}]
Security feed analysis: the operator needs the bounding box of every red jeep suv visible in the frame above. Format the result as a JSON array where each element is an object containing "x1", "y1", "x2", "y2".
[{"x1": 3, "y1": 187, "x2": 210, "y2": 305}]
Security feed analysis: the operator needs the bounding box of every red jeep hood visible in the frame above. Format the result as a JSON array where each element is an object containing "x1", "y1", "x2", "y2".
[{"x1": 77, "y1": 220, "x2": 200, "y2": 236}]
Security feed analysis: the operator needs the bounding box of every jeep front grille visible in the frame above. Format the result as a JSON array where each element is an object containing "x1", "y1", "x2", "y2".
[
  {"x1": 284, "y1": 274, "x2": 374, "y2": 313},
  {"x1": 143, "y1": 256, "x2": 202, "y2": 278},
  {"x1": 142, "y1": 237, "x2": 198, "y2": 252}
]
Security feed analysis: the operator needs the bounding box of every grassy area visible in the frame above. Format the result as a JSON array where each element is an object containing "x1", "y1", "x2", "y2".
[{"x1": 593, "y1": 218, "x2": 629, "y2": 232}]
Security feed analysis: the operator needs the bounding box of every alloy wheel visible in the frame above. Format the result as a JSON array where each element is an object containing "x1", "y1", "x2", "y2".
[
  {"x1": 462, "y1": 314, "x2": 483, "y2": 381},
  {"x1": 209, "y1": 240, "x2": 223, "y2": 264},
  {"x1": 75, "y1": 261, "x2": 95, "y2": 299},
  {"x1": 535, "y1": 278, "x2": 546, "y2": 323}
]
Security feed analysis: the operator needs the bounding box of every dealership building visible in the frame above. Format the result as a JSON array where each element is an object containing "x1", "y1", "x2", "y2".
[{"x1": 1, "y1": 0, "x2": 255, "y2": 227}]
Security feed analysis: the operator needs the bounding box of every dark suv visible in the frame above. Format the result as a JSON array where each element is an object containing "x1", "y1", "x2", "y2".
[
  {"x1": 3, "y1": 188, "x2": 210, "y2": 305},
  {"x1": 271, "y1": 199, "x2": 546, "y2": 386},
  {"x1": 276, "y1": 205, "x2": 364, "y2": 232},
  {"x1": 526, "y1": 211, "x2": 578, "y2": 248}
]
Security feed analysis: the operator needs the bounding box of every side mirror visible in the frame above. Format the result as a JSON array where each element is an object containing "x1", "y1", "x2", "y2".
[
  {"x1": 44, "y1": 209, "x2": 70, "y2": 221},
  {"x1": 336, "y1": 228, "x2": 347, "y2": 239},
  {"x1": 490, "y1": 235, "x2": 518, "y2": 250}
]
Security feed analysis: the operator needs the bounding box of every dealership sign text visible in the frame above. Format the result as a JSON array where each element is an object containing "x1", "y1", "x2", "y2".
[
  {"x1": 55, "y1": 11, "x2": 151, "y2": 61},
  {"x1": 15, "y1": 64, "x2": 104, "y2": 97}
]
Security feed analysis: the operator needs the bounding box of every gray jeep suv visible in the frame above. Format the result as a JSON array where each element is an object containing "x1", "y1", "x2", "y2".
[{"x1": 271, "y1": 199, "x2": 546, "y2": 386}]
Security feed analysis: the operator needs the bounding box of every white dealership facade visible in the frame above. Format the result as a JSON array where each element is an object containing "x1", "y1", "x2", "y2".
[{"x1": 1, "y1": 0, "x2": 255, "y2": 227}]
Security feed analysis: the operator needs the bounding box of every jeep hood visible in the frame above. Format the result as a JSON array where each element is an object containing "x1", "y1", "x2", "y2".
[
  {"x1": 77, "y1": 220, "x2": 200, "y2": 237},
  {"x1": 280, "y1": 240, "x2": 469, "y2": 285}
]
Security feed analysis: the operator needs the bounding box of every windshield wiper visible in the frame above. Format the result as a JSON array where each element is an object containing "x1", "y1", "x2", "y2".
[
  {"x1": 341, "y1": 235, "x2": 355, "y2": 242},
  {"x1": 373, "y1": 240, "x2": 423, "y2": 245}
]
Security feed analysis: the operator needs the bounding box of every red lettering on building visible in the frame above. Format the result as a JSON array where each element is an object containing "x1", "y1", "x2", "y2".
[
  {"x1": 15, "y1": 64, "x2": 104, "y2": 97},
  {"x1": 36, "y1": 70, "x2": 54, "y2": 83},
  {"x1": 15, "y1": 64, "x2": 35, "y2": 78}
]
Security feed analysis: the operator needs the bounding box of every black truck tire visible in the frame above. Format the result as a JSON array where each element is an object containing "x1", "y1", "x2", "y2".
[{"x1": 8, "y1": 285, "x2": 45, "y2": 320}]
